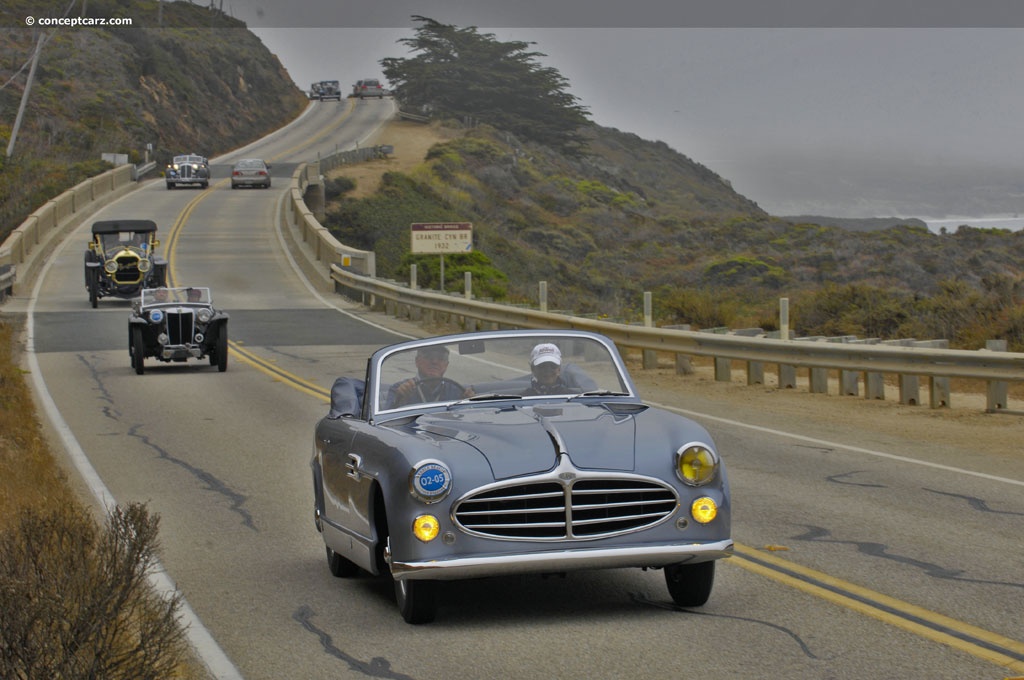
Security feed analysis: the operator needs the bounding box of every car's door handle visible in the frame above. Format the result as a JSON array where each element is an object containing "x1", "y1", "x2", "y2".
[{"x1": 345, "y1": 453, "x2": 363, "y2": 481}]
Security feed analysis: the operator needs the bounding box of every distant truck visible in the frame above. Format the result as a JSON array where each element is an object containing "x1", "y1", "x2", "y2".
[
  {"x1": 352, "y1": 78, "x2": 387, "y2": 99},
  {"x1": 310, "y1": 80, "x2": 342, "y2": 101}
]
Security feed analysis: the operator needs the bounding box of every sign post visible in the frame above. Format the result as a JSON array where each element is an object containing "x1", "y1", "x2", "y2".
[{"x1": 410, "y1": 222, "x2": 473, "y2": 292}]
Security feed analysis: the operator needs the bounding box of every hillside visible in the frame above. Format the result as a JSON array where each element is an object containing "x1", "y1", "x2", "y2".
[
  {"x1": 0, "y1": 0, "x2": 308, "y2": 241},
  {"x1": 323, "y1": 120, "x2": 1024, "y2": 348}
]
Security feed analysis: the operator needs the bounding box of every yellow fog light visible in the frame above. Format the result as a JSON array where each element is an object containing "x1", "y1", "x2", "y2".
[
  {"x1": 691, "y1": 497, "x2": 718, "y2": 524},
  {"x1": 412, "y1": 515, "x2": 440, "y2": 543},
  {"x1": 676, "y1": 444, "x2": 719, "y2": 486}
]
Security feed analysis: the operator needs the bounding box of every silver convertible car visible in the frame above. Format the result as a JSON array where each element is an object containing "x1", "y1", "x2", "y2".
[{"x1": 311, "y1": 330, "x2": 732, "y2": 623}]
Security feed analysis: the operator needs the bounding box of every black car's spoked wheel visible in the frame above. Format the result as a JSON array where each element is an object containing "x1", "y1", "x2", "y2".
[
  {"x1": 215, "y1": 326, "x2": 228, "y2": 372},
  {"x1": 88, "y1": 273, "x2": 99, "y2": 308},
  {"x1": 394, "y1": 577, "x2": 437, "y2": 624},
  {"x1": 131, "y1": 326, "x2": 145, "y2": 375},
  {"x1": 664, "y1": 560, "x2": 715, "y2": 607}
]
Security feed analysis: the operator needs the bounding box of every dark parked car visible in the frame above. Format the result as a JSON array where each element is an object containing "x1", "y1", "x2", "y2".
[
  {"x1": 128, "y1": 287, "x2": 229, "y2": 374},
  {"x1": 83, "y1": 219, "x2": 167, "y2": 308},
  {"x1": 165, "y1": 154, "x2": 209, "y2": 189},
  {"x1": 230, "y1": 159, "x2": 272, "y2": 189},
  {"x1": 311, "y1": 329, "x2": 732, "y2": 623}
]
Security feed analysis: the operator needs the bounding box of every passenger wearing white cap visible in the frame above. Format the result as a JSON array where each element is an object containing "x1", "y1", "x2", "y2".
[{"x1": 523, "y1": 343, "x2": 568, "y2": 396}]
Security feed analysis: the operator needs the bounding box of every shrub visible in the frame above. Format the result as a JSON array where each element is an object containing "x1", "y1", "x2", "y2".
[{"x1": 0, "y1": 502, "x2": 197, "y2": 679}]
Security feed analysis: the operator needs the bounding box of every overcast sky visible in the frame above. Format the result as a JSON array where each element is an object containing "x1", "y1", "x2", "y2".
[{"x1": 221, "y1": 0, "x2": 1024, "y2": 220}]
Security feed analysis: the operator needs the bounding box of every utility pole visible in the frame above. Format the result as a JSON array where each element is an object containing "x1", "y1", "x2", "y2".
[{"x1": 6, "y1": 30, "x2": 45, "y2": 159}]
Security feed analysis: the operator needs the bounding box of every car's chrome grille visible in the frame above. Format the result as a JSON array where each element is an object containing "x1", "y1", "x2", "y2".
[
  {"x1": 453, "y1": 478, "x2": 678, "y2": 540},
  {"x1": 113, "y1": 254, "x2": 141, "y2": 284},
  {"x1": 167, "y1": 310, "x2": 195, "y2": 345}
]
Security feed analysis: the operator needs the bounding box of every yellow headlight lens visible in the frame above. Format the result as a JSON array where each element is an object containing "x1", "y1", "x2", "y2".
[
  {"x1": 691, "y1": 497, "x2": 718, "y2": 524},
  {"x1": 412, "y1": 515, "x2": 440, "y2": 543},
  {"x1": 676, "y1": 444, "x2": 718, "y2": 486}
]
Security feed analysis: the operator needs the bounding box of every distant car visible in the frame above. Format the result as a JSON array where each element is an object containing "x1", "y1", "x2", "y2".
[
  {"x1": 128, "y1": 287, "x2": 229, "y2": 374},
  {"x1": 165, "y1": 154, "x2": 209, "y2": 190},
  {"x1": 310, "y1": 80, "x2": 342, "y2": 101},
  {"x1": 353, "y1": 78, "x2": 386, "y2": 99},
  {"x1": 230, "y1": 159, "x2": 272, "y2": 189},
  {"x1": 83, "y1": 219, "x2": 167, "y2": 308},
  {"x1": 311, "y1": 329, "x2": 733, "y2": 624}
]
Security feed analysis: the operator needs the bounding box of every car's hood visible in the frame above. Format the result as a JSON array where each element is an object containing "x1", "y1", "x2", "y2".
[{"x1": 411, "y1": 403, "x2": 638, "y2": 479}]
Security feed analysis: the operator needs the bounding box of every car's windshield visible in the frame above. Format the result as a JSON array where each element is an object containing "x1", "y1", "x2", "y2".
[
  {"x1": 141, "y1": 287, "x2": 210, "y2": 305},
  {"x1": 98, "y1": 231, "x2": 150, "y2": 253},
  {"x1": 374, "y1": 335, "x2": 630, "y2": 414}
]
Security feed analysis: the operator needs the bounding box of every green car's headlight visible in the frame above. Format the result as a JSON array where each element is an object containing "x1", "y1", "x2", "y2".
[
  {"x1": 104, "y1": 260, "x2": 118, "y2": 274},
  {"x1": 138, "y1": 258, "x2": 151, "y2": 273},
  {"x1": 675, "y1": 443, "x2": 719, "y2": 486}
]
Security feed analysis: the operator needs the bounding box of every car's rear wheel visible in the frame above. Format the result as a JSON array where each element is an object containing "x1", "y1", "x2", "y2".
[
  {"x1": 131, "y1": 326, "x2": 145, "y2": 375},
  {"x1": 216, "y1": 325, "x2": 228, "y2": 372},
  {"x1": 326, "y1": 546, "x2": 360, "y2": 577},
  {"x1": 664, "y1": 560, "x2": 715, "y2": 607}
]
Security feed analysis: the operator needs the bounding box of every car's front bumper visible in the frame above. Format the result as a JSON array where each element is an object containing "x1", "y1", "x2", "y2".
[{"x1": 390, "y1": 539, "x2": 734, "y2": 581}]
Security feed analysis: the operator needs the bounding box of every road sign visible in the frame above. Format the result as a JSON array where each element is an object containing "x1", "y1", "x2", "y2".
[{"x1": 410, "y1": 222, "x2": 473, "y2": 254}]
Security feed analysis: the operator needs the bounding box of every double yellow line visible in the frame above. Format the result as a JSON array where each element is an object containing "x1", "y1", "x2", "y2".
[{"x1": 731, "y1": 544, "x2": 1024, "y2": 673}]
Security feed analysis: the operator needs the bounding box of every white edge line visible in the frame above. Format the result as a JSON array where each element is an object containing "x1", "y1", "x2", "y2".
[{"x1": 25, "y1": 225, "x2": 245, "y2": 680}]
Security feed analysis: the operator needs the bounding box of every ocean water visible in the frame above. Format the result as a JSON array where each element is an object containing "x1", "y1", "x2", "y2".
[{"x1": 923, "y1": 216, "x2": 1024, "y2": 234}]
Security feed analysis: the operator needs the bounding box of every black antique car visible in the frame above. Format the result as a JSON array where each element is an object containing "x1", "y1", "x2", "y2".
[
  {"x1": 128, "y1": 287, "x2": 229, "y2": 374},
  {"x1": 165, "y1": 154, "x2": 210, "y2": 189},
  {"x1": 83, "y1": 220, "x2": 167, "y2": 308},
  {"x1": 312, "y1": 329, "x2": 732, "y2": 623}
]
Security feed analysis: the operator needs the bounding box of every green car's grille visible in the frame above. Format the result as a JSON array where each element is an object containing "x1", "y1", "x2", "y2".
[{"x1": 453, "y1": 478, "x2": 678, "y2": 540}]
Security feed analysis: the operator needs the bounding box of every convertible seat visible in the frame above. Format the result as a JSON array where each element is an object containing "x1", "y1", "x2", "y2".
[{"x1": 328, "y1": 377, "x2": 365, "y2": 419}]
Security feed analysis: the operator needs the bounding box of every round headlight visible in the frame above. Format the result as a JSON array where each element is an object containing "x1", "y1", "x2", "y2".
[
  {"x1": 138, "y1": 258, "x2": 151, "y2": 273},
  {"x1": 409, "y1": 460, "x2": 452, "y2": 504},
  {"x1": 691, "y1": 497, "x2": 718, "y2": 524},
  {"x1": 412, "y1": 515, "x2": 440, "y2": 543},
  {"x1": 148, "y1": 309, "x2": 163, "y2": 323},
  {"x1": 104, "y1": 260, "x2": 118, "y2": 274},
  {"x1": 197, "y1": 308, "x2": 213, "y2": 323},
  {"x1": 675, "y1": 444, "x2": 719, "y2": 486}
]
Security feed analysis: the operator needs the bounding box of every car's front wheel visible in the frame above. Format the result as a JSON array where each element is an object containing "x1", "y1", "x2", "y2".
[
  {"x1": 395, "y1": 577, "x2": 437, "y2": 624},
  {"x1": 215, "y1": 325, "x2": 228, "y2": 372},
  {"x1": 326, "y1": 546, "x2": 360, "y2": 577},
  {"x1": 664, "y1": 560, "x2": 715, "y2": 607},
  {"x1": 131, "y1": 326, "x2": 145, "y2": 375},
  {"x1": 87, "y1": 271, "x2": 99, "y2": 308}
]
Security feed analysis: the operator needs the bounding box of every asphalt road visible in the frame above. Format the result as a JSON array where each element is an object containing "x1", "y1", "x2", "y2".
[{"x1": 8, "y1": 97, "x2": 1023, "y2": 680}]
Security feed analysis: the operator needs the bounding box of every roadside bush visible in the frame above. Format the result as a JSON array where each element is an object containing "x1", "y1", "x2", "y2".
[{"x1": 0, "y1": 502, "x2": 197, "y2": 680}]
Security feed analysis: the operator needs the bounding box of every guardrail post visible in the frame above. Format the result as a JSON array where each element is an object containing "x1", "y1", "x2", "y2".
[
  {"x1": 840, "y1": 370, "x2": 859, "y2": 396},
  {"x1": 864, "y1": 372, "x2": 886, "y2": 400},
  {"x1": 779, "y1": 297, "x2": 789, "y2": 341},
  {"x1": 714, "y1": 357, "x2": 731, "y2": 382},
  {"x1": 899, "y1": 375, "x2": 920, "y2": 405},
  {"x1": 642, "y1": 292, "x2": 657, "y2": 369},
  {"x1": 778, "y1": 364, "x2": 797, "y2": 388},
  {"x1": 539, "y1": 281, "x2": 547, "y2": 313},
  {"x1": 663, "y1": 325, "x2": 694, "y2": 374},
  {"x1": 810, "y1": 367, "x2": 829, "y2": 394},
  {"x1": 986, "y1": 339, "x2": 1008, "y2": 411}
]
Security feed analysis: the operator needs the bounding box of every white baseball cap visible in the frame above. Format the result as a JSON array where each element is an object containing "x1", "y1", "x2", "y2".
[{"x1": 530, "y1": 343, "x2": 562, "y2": 366}]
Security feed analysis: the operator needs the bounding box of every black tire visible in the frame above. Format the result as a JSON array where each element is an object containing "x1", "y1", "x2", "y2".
[
  {"x1": 131, "y1": 326, "x2": 145, "y2": 375},
  {"x1": 166, "y1": 182, "x2": 174, "y2": 190},
  {"x1": 395, "y1": 577, "x2": 437, "y2": 624},
  {"x1": 216, "y1": 325, "x2": 228, "y2": 372},
  {"x1": 664, "y1": 560, "x2": 715, "y2": 607},
  {"x1": 88, "y1": 272, "x2": 99, "y2": 308},
  {"x1": 326, "y1": 546, "x2": 360, "y2": 578},
  {"x1": 201, "y1": 181, "x2": 209, "y2": 189}
]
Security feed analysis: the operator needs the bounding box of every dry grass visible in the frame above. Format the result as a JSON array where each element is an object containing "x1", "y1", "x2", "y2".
[
  {"x1": 0, "y1": 316, "x2": 207, "y2": 679},
  {"x1": 0, "y1": 317, "x2": 79, "y2": 529}
]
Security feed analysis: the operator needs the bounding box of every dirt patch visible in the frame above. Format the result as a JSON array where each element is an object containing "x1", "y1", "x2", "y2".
[{"x1": 328, "y1": 119, "x2": 461, "y2": 199}]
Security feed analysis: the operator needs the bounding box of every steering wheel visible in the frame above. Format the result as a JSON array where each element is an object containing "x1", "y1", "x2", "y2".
[{"x1": 393, "y1": 377, "x2": 467, "y2": 407}]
